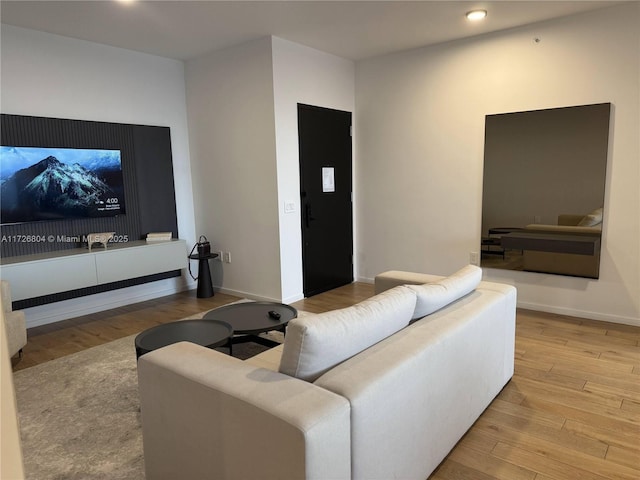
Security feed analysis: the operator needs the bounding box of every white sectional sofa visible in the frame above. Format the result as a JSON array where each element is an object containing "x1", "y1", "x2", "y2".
[{"x1": 137, "y1": 266, "x2": 516, "y2": 479}]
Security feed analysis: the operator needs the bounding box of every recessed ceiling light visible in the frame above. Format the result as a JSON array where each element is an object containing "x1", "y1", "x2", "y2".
[{"x1": 466, "y1": 10, "x2": 487, "y2": 21}]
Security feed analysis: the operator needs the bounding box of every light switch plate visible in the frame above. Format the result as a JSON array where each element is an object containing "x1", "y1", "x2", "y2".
[{"x1": 284, "y1": 201, "x2": 296, "y2": 213}]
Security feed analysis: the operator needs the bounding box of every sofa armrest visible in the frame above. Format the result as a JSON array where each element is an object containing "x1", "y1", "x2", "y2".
[
  {"x1": 137, "y1": 342, "x2": 350, "y2": 480},
  {"x1": 3, "y1": 311, "x2": 26, "y2": 358},
  {"x1": 1, "y1": 280, "x2": 15, "y2": 313},
  {"x1": 374, "y1": 270, "x2": 444, "y2": 294},
  {"x1": 244, "y1": 343, "x2": 284, "y2": 371},
  {"x1": 1, "y1": 281, "x2": 27, "y2": 357}
]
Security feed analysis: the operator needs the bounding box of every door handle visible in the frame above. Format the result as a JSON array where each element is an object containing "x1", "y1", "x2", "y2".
[{"x1": 305, "y1": 203, "x2": 316, "y2": 228}]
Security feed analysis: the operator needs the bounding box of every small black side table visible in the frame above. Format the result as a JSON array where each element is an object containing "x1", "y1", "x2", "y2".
[
  {"x1": 135, "y1": 319, "x2": 233, "y2": 359},
  {"x1": 188, "y1": 252, "x2": 219, "y2": 298}
]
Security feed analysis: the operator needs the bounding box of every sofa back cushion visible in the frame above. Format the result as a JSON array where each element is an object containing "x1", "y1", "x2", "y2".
[
  {"x1": 577, "y1": 207, "x2": 604, "y2": 227},
  {"x1": 279, "y1": 286, "x2": 417, "y2": 382},
  {"x1": 407, "y1": 265, "x2": 482, "y2": 320}
]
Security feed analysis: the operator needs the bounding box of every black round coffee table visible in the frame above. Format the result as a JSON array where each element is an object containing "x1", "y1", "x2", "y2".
[
  {"x1": 203, "y1": 302, "x2": 297, "y2": 349},
  {"x1": 135, "y1": 319, "x2": 233, "y2": 359}
]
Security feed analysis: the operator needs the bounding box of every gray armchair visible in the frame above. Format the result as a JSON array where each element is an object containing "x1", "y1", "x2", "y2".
[{"x1": 1, "y1": 280, "x2": 27, "y2": 358}]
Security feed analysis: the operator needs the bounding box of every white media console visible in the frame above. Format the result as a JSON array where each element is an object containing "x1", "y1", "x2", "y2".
[{"x1": 0, "y1": 239, "x2": 187, "y2": 303}]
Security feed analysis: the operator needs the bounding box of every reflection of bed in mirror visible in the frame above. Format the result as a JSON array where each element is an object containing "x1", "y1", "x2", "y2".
[
  {"x1": 500, "y1": 209, "x2": 603, "y2": 278},
  {"x1": 481, "y1": 103, "x2": 610, "y2": 278}
]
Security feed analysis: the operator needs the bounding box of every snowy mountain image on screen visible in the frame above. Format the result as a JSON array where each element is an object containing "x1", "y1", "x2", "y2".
[{"x1": 0, "y1": 147, "x2": 125, "y2": 224}]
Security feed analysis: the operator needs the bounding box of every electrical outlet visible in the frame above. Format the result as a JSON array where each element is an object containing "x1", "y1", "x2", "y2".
[
  {"x1": 216, "y1": 250, "x2": 223, "y2": 260},
  {"x1": 224, "y1": 252, "x2": 231, "y2": 263},
  {"x1": 470, "y1": 251, "x2": 479, "y2": 266}
]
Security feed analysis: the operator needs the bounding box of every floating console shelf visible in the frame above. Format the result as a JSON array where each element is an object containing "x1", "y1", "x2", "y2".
[{"x1": 0, "y1": 239, "x2": 187, "y2": 305}]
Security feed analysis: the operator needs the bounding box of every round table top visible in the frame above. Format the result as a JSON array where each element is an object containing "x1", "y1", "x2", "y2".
[
  {"x1": 135, "y1": 319, "x2": 232, "y2": 357},
  {"x1": 188, "y1": 252, "x2": 219, "y2": 260},
  {"x1": 203, "y1": 302, "x2": 297, "y2": 335}
]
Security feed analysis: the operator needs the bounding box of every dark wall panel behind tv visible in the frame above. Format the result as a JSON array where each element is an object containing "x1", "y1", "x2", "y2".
[
  {"x1": 132, "y1": 125, "x2": 178, "y2": 237},
  {"x1": 1, "y1": 114, "x2": 178, "y2": 258}
]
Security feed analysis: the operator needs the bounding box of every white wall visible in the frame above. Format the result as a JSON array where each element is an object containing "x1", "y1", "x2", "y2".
[
  {"x1": 185, "y1": 37, "x2": 282, "y2": 301},
  {"x1": 0, "y1": 25, "x2": 196, "y2": 326},
  {"x1": 355, "y1": 4, "x2": 639, "y2": 325},
  {"x1": 271, "y1": 37, "x2": 355, "y2": 303},
  {"x1": 185, "y1": 36, "x2": 354, "y2": 303}
]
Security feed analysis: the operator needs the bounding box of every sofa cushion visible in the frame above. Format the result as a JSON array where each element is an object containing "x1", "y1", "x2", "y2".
[
  {"x1": 577, "y1": 207, "x2": 603, "y2": 226},
  {"x1": 374, "y1": 271, "x2": 444, "y2": 294},
  {"x1": 407, "y1": 265, "x2": 482, "y2": 320},
  {"x1": 279, "y1": 285, "x2": 417, "y2": 382}
]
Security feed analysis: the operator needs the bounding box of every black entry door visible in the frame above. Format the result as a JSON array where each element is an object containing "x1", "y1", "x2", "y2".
[{"x1": 298, "y1": 104, "x2": 353, "y2": 297}]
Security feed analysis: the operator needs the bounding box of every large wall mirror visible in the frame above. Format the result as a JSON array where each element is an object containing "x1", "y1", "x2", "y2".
[{"x1": 480, "y1": 103, "x2": 611, "y2": 279}]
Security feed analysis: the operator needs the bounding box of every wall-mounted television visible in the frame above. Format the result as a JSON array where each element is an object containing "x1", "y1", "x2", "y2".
[{"x1": 0, "y1": 146, "x2": 126, "y2": 225}]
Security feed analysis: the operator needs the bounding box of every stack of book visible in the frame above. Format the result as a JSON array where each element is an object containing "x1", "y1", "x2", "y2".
[{"x1": 146, "y1": 232, "x2": 172, "y2": 242}]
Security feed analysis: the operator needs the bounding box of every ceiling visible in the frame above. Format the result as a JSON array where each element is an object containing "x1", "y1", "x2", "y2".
[{"x1": 0, "y1": 1, "x2": 622, "y2": 61}]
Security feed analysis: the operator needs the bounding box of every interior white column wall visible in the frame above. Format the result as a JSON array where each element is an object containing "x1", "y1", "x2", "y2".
[
  {"x1": 185, "y1": 37, "x2": 282, "y2": 301},
  {"x1": 0, "y1": 25, "x2": 196, "y2": 326},
  {"x1": 355, "y1": 4, "x2": 639, "y2": 325},
  {"x1": 271, "y1": 37, "x2": 355, "y2": 303}
]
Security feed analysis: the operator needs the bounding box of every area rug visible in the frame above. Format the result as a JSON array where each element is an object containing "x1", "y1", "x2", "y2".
[{"x1": 13, "y1": 307, "x2": 295, "y2": 480}]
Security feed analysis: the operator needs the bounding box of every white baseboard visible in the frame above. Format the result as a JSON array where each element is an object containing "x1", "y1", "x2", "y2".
[
  {"x1": 517, "y1": 300, "x2": 639, "y2": 326},
  {"x1": 281, "y1": 293, "x2": 305, "y2": 304},
  {"x1": 214, "y1": 286, "x2": 279, "y2": 303},
  {"x1": 24, "y1": 277, "x2": 195, "y2": 328},
  {"x1": 356, "y1": 276, "x2": 375, "y2": 284},
  {"x1": 214, "y1": 286, "x2": 303, "y2": 305}
]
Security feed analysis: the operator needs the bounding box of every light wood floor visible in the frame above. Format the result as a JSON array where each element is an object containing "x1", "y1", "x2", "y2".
[{"x1": 12, "y1": 283, "x2": 640, "y2": 479}]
